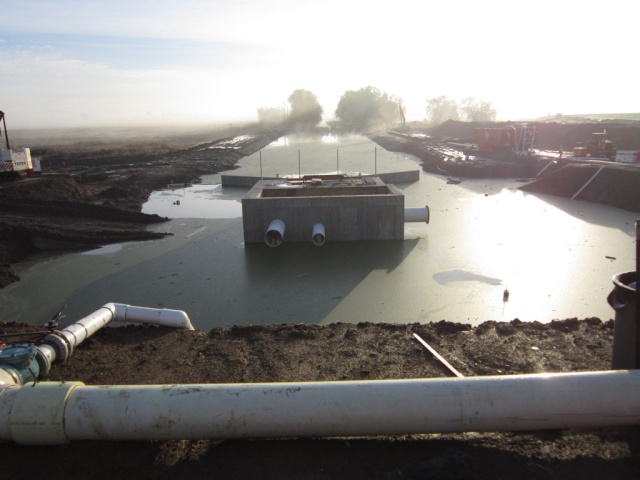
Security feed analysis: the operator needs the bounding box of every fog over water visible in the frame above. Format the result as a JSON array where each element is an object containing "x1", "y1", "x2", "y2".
[{"x1": 0, "y1": 135, "x2": 636, "y2": 330}]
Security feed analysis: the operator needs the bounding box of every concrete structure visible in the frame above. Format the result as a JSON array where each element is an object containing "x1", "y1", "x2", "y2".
[
  {"x1": 222, "y1": 170, "x2": 420, "y2": 188},
  {"x1": 242, "y1": 175, "x2": 419, "y2": 245}
]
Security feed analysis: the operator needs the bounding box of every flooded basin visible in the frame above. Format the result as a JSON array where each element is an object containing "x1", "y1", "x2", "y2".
[{"x1": 0, "y1": 135, "x2": 636, "y2": 330}]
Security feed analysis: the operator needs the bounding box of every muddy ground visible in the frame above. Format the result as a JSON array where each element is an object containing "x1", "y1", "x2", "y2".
[
  {"x1": 0, "y1": 121, "x2": 639, "y2": 478},
  {"x1": 0, "y1": 318, "x2": 639, "y2": 480},
  {"x1": 0, "y1": 130, "x2": 281, "y2": 287}
]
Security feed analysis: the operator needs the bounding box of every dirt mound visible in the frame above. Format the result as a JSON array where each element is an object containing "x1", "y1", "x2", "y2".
[
  {"x1": 0, "y1": 175, "x2": 87, "y2": 203},
  {"x1": 520, "y1": 164, "x2": 640, "y2": 212}
]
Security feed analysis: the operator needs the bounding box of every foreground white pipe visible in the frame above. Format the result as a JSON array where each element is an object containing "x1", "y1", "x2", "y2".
[
  {"x1": 312, "y1": 223, "x2": 325, "y2": 246},
  {"x1": 2, "y1": 371, "x2": 640, "y2": 444},
  {"x1": 405, "y1": 206, "x2": 430, "y2": 224},
  {"x1": 265, "y1": 219, "x2": 285, "y2": 247}
]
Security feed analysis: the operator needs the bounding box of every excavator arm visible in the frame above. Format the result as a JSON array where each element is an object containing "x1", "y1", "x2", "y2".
[{"x1": 0, "y1": 111, "x2": 10, "y2": 150}]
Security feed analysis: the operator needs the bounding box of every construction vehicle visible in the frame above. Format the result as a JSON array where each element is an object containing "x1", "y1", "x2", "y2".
[
  {"x1": 0, "y1": 110, "x2": 39, "y2": 180},
  {"x1": 573, "y1": 130, "x2": 616, "y2": 160}
]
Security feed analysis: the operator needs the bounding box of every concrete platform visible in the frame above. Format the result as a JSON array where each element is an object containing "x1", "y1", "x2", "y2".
[{"x1": 242, "y1": 175, "x2": 406, "y2": 245}]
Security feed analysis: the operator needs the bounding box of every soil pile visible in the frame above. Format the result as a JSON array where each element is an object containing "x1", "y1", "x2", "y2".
[{"x1": 0, "y1": 318, "x2": 638, "y2": 479}]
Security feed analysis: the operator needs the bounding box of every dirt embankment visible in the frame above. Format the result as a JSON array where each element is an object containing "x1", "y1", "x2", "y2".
[
  {"x1": 0, "y1": 318, "x2": 638, "y2": 479},
  {"x1": 370, "y1": 121, "x2": 640, "y2": 213},
  {"x1": 0, "y1": 130, "x2": 281, "y2": 288},
  {"x1": 519, "y1": 164, "x2": 640, "y2": 211}
]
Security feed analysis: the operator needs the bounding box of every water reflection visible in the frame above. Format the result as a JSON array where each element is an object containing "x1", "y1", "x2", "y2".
[{"x1": 142, "y1": 184, "x2": 243, "y2": 219}]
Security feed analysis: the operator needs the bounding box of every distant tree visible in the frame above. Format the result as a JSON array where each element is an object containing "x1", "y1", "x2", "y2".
[
  {"x1": 257, "y1": 106, "x2": 284, "y2": 125},
  {"x1": 425, "y1": 96, "x2": 459, "y2": 125},
  {"x1": 287, "y1": 89, "x2": 323, "y2": 129},
  {"x1": 460, "y1": 97, "x2": 497, "y2": 122},
  {"x1": 335, "y1": 86, "x2": 400, "y2": 131}
]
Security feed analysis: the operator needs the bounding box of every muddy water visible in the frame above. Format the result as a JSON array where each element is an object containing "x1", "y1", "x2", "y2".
[{"x1": 0, "y1": 135, "x2": 637, "y2": 330}]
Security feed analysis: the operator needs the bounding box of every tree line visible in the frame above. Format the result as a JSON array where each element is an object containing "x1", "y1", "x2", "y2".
[{"x1": 257, "y1": 87, "x2": 496, "y2": 132}]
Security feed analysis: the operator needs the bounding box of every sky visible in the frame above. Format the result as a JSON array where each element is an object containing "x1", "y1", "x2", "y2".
[{"x1": 1, "y1": 0, "x2": 638, "y2": 129}]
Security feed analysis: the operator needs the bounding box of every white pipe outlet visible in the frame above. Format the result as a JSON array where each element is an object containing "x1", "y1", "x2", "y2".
[
  {"x1": 2, "y1": 371, "x2": 640, "y2": 444},
  {"x1": 312, "y1": 223, "x2": 325, "y2": 246},
  {"x1": 405, "y1": 206, "x2": 430, "y2": 224},
  {"x1": 265, "y1": 219, "x2": 285, "y2": 247},
  {"x1": 111, "y1": 303, "x2": 194, "y2": 330}
]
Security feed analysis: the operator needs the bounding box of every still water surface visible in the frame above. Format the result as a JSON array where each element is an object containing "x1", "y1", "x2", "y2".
[{"x1": 0, "y1": 135, "x2": 636, "y2": 330}]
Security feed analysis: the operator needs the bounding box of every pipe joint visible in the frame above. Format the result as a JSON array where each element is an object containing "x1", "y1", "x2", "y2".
[
  {"x1": 35, "y1": 344, "x2": 56, "y2": 376},
  {"x1": 9, "y1": 381, "x2": 84, "y2": 445},
  {"x1": 43, "y1": 333, "x2": 72, "y2": 362}
]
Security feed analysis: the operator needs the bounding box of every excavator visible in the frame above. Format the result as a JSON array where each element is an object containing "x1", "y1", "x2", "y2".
[
  {"x1": 584, "y1": 130, "x2": 616, "y2": 160},
  {"x1": 0, "y1": 110, "x2": 37, "y2": 180}
]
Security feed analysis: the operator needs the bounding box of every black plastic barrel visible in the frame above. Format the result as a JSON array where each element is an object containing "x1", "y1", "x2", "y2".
[{"x1": 607, "y1": 271, "x2": 638, "y2": 369}]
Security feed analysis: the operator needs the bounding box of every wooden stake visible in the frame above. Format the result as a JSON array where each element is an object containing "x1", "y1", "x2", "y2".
[{"x1": 413, "y1": 333, "x2": 464, "y2": 378}]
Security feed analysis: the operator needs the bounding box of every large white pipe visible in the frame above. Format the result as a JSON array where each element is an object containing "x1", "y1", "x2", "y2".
[
  {"x1": 312, "y1": 223, "x2": 325, "y2": 246},
  {"x1": 404, "y1": 206, "x2": 430, "y2": 224},
  {"x1": 265, "y1": 219, "x2": 285, "y2": 247},
  {"x1": 2, "y1": 371, "x2": 640, "y2": 444}
]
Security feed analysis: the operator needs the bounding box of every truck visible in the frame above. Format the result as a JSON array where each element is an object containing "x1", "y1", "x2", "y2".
[{"x1": 0, "y1": 110, "x2": 40, "y2": 180}]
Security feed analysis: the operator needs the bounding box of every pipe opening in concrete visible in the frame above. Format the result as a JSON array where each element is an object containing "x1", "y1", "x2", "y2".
[
  {"x1": 312, "y1": 223, "x2": 325, "y2": 246},
  {"x1": 265, "y1": 219, "x2": 285, "y2": 247},
  {"x1": 404, "y1": 206, "x2": 430, "y2": 224}
]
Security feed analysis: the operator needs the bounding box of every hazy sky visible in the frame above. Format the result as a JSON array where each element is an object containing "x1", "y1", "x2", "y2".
[{"x1": 1, "y1": 0, "x2": 638, "y2": 129}]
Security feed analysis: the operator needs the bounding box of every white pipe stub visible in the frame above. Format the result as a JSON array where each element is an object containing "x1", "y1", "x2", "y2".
[
  {"x1": 265, "y1": 219, "x2": 285, "y2": 247},
  {"x1": 405, "y1": 206, "x2": 429, "y2": 224},
  {"x1": 312, "y1": 223, "x2": 325, "y2": 246}
]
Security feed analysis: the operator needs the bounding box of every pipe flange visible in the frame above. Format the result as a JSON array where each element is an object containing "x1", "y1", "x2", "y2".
[
  {"x1": 35, "y1": 344, "x2": 55, "y2": 376},
  {"x1": 43, "y1": 334, "x2": 71, "y2": 362}
]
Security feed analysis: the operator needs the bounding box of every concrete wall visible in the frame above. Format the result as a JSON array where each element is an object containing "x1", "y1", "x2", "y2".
[
  {"x1": 367, "y1": 170, "x2": 420, "y2": 184},
  {"x1": 242, "y1": 180, "x2": 405, "y2": 244},
  {"x1": 221, "y1": 175, "x2": 276, "y2": 187},
  {"x1": 222, "y1": 170, "x2": 420, "y2": 188}
]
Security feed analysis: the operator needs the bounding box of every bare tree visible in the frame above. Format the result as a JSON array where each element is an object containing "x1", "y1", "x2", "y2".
[{"x1": 425, "y1": 96, "x2": 459, "y2": 125}]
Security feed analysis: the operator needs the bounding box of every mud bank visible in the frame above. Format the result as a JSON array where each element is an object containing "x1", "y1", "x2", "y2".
[
  {"x1": 369, "y1": 127, "x2": 640, "y2": 213},
  {"x1": 520, "y1": 163, "x2": 640, "y2": 212},
  {"x1": 0, "y1": 131, "x2": 281, "y2": 288},
  {"x1": 0, "y1": 318, "x2": 638, "y2": 479}
]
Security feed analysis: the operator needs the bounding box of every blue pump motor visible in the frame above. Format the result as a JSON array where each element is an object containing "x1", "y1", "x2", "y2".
[{"x1": 0, "y1": 344, "x2": 40, "y2": 385}]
